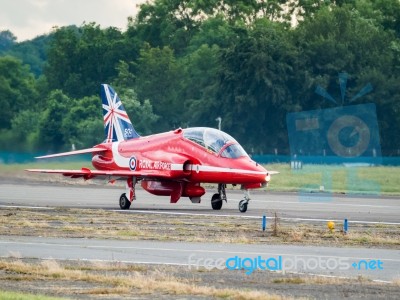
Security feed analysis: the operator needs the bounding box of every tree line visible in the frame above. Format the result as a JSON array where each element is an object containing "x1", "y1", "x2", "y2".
[{"x1": 1, "y1": 0, "x2": 399, "y2": 155}]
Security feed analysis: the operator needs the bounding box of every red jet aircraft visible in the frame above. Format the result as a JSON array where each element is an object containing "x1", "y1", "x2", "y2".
[{"x1": 27, "y1": 84, "x2": 277, "y2": 212}]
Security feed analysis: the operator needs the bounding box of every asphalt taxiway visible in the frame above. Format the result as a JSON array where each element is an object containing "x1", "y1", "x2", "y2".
[
  {"x1": 0, "y1": 235, "x2": 399, "y2": 282},
  {"x1": 1, "y1": 182, "x2": 399, "y2": 223}
]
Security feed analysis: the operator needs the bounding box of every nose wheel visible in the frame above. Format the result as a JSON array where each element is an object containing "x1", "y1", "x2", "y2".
[
  {"x1": 238, "y1": 200, "x2": 248, "y2": 213},
  {"x1": 238, "y1": 189, "x2": 251, "y2": 213}
]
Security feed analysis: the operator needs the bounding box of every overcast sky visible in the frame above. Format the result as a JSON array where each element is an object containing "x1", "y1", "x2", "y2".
[{"x1": 0, "y1": 0, "x2": 146, "y2": 41}]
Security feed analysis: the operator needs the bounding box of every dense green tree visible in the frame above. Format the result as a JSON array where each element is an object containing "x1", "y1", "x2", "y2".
[
  {"x1": 44, "y1": 26, "x2": 80, "y2": 95},
  {"x1": 216, "y1": 19, "x2": 297, "y2": 153},
  {"x1": 1, "y1": 0, "x2": 400, "y2": 155},
  {"x1": 187, "y1": 16, "x2": 243, "y2": 51},
  {"x1": 293, "y1": 5, "x2": 396, "y2": 106},
  {"x1": 10, "y1": 109, "x2": 41, "y2": 150},
  {"x1": 4, "y1": 34, "x2": 51, "y2": 76},
  {"x1": 182, "y1": 44, "x2": 221, "y2": 128},
  {"x1": 35, "y1": 91, "x2": 101, "y2": 151},
  {"x1": 135, "y1": 44, "x2": 183, "y2": 131},
  {"x1": 45, "y1": 24, "x2": 137, "y2": 98},
  {"x1": 0, "y1": 30, "x2": 17, "y2": 52},
  {"x1": 133, "y1": 0, "x2": 199, "y2": 54},
  {"x1": 61, "y1": 95, "x2": 102, "y2": 147},
  {"x1": 38, "y1": 90, "x2": 72, "y2": 151},
  {"x1": 0, "y1": 56, "x2": 38, "y2": 129},
  {"x1": 112, "y1": 60, "x2": 160, "y2": 135}
]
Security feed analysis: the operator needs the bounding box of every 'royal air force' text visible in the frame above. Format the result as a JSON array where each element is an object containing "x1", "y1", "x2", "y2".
[{"x1": 138, "y1": 159, "x2": 171, "y2": 170}]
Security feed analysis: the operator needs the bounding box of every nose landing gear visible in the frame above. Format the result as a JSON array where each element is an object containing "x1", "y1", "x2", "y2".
[{"x1": 238, "y1": 189, "x2": 250, "y2": 213}]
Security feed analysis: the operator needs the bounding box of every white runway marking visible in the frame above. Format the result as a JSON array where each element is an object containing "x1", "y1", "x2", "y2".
[{"x1": 0, "y1": 204, "x2": 54, "y2": 210}]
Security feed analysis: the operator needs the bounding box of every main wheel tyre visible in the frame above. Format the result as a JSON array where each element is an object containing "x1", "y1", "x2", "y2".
[
  {"x1": 119, "y1": 193, "x2": 131, "y2": 210},
  {"x1": 211, "y1": 193, "x2": 223, "y2": 210},
  {"x1": 238, "y1": 200, "x2": 248, "y2": 213}
]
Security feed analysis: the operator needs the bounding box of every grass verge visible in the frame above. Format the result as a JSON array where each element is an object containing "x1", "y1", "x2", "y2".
[
  {"x1": 0, "y1": 259, "x2": 288, "y2": 300},
  {"x1": 0, "y1": 290, "x2": 66, "y2": 300},
  {"x1": 0, "y1": 207, "x2": 399, "y2": 248},
  {"x1": 1, "y1": 259, "x2": 399, "y2": 300},
  {"x1": 266, "y1": 163, "x2": 400, "y2": 195}
]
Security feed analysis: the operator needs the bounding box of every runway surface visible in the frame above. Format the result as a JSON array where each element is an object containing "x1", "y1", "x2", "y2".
[
  {"x1": 1, "y1": 182, "x2": 399, "y2": 223},
  {"x1": 1, "y1": 182, "x2": 399, "y2": 282},
  {"x1": 0, "y1": 235, "x2": 399, "y2": 282}
]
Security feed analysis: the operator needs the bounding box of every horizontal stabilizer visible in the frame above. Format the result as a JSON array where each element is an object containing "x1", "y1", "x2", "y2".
[
  {"x1": 35, "y1": 147, "x2": 106, "y2": 159},
  {"x1": 268, "y1": 171, "x2": 280, "y2": 175}
]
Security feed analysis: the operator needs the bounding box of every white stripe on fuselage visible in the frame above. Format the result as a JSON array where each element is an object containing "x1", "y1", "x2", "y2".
[
  {"x1": 112, "y1": 142, "x2": 130, "y2": 168},
  {"x1": 170, "y1": 164, "x2": 265, "y2": 175},
  {"x1": 191, "y1": 164, "x2": 266, "y2": 175},
  {"x1": 171, "y1": 164, "x2": 184, "y2": 171},
  {"x1": 111, "y1": 145, "x2": 265, "y2": 176}
]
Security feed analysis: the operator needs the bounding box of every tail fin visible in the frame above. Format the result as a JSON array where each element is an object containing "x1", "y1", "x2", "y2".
[{"x1": 101, "y1": 84, "x2": 140, "y2": 143}]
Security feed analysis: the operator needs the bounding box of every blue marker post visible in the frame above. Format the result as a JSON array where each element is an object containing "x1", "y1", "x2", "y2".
[
  {"x1": 262, "y1": 215, "x2": 267, "y2": 231},
  {"x1": 344, "y1": 218, "x2": 348, "y2": 234}
]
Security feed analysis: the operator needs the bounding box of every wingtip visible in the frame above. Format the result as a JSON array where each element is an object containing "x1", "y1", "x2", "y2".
[{"x1": 268, "y1": 171, "x2": 280, "y2": 175}]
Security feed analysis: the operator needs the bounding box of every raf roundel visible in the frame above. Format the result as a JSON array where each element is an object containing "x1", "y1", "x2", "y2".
[{"x1": 129, "y1": 156, "x2": 137, "y2": 171}]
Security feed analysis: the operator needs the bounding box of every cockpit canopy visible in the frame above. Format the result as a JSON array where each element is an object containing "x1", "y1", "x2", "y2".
[{"x1": 183, "y1": 127, "x2": 249, "y2": 158}]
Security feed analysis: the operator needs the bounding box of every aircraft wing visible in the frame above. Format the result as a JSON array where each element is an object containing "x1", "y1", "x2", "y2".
[
  {"x1": 35, "y1": 147, "x2": 106, "y2": 159},
  {"x1": 25, "y1": 168, "x2": 176, "y2": 180}
]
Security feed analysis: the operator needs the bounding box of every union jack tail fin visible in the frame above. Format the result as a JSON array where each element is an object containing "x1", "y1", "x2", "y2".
[{"x1": 101, "y1": 84, "x2": 140, "y2": 143}]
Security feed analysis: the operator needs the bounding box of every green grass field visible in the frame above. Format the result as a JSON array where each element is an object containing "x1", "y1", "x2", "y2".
[
  {"x1": 0, "y1": 290, "x2": 65, "y2": 300},
  {"x1": 266, "y1": 163, "x2": 400, "y2": 195},
  {"x1": 1, "y1": 161, "x2": 399, "y2": 196}
]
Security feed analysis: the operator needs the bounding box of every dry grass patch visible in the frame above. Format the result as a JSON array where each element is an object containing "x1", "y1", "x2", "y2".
[
  {"x1": 0, "y1": 259, "x2": 290, "y2": 300},
  {"x1": 65, "y1": 261, "x2": 147, "y2": 272},
  {"x1": 132, "y1": 271, "x2": 286, "y2": 300},
  {"x1": 79, "y1": 286, "x2": 130, "y2": 295},
  {"x1": 1, "y1": 259, "x2": 398, "y2": 299},
  {"x1": 273, "y1": 277, "x2": 305, "y2": 284}
]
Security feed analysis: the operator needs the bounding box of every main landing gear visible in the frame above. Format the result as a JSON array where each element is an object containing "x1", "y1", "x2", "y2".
[
  {"x1": 211, "y1": 184, "x2": 226, "y2": 210},
  {"x1": 119, "y1": 177, "x2": 136, "y2": 210},
  {"x1": 211, "y1": 184, "x2": 251, "y2": 213},
  {"x1": 119, "y1": 193, "x2": 131, "y2": 209}
]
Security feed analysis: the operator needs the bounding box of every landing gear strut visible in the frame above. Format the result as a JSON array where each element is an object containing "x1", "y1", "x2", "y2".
[
  {"x1": 238, "y1": 189, "x2": 250, "y2": 213},
  {"x1": 119, "y1": 177, "x2": 136, "y2": 210},
  {"x1": 211, "y1": 184, "x2": 226, "y2": 210}
]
